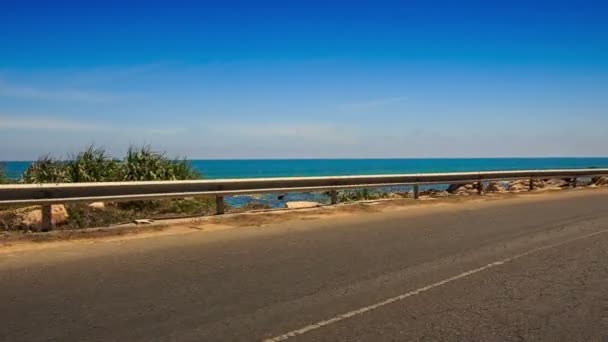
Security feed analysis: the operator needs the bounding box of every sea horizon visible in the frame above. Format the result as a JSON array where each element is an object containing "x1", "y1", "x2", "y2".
[
  {"x1": 3, "y1": 156, "x2": 608, "y2": 162},
  {"x1": 4, "y1": 157, "x2": 608, "y2": 180}
]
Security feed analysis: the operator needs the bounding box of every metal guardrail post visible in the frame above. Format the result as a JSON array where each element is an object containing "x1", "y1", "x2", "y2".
[
  {"x1": 413, "y1": 184, "x2": 420, "y2": 199},
  {"x1": 215, "y1": 196, "x2": 225, "y2": 215},
  {"x1": 41, "y1": 205, "x2": 52, "y2": 232},
  {"x1": 477, "y1": 181, "x2": 483, "y2": 195},
  {"x1": 330, "y1": 190, "x2": 338, "y2": 205},
  {"x1": 529, "y1": 178, "x2": 534, "y2": 191}
]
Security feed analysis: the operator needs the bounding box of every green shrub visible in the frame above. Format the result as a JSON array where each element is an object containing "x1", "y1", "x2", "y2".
[
  {"x1": 21, "y1": 145, "x2": 200, "y2": 184},
  {"x1": 22, "y1": 155, "x2": 70, "y2": 183},
  {"x1": 120, "y1": 146, "x2": 200, "y2": 181},
  {"x1": 338, "y1": 188, "x2": 393, "y2": 202},
  {"x1": 66, "y1": 145, "x2": 121, "y2": 182}
]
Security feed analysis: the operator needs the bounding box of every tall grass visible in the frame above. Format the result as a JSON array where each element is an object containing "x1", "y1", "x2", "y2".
[
  {"x1": 120, "y1": 146, "x2": 199, "y2": 181},
  {"x1": 67, "y1": 146, "x2": 121, "y2": 182},
  {"x1": 22, "y1": 155, "x2": 70, "y2": 183},
  {"x1": 22, "y1": 145, "x2": 200, "y2": 183}
]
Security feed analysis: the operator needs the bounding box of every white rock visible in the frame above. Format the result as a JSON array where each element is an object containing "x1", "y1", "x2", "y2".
[
  {"x1": 88, "y1": 202, "x2": 105, "y2": 209},
  {"x1": 285, "y1": 201, "x2": 321, "y2": 209}
]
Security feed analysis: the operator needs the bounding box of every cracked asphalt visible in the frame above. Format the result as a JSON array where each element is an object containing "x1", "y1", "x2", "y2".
[{"x1": 1, "y1": 189, "x2": 608, "y2": 341}]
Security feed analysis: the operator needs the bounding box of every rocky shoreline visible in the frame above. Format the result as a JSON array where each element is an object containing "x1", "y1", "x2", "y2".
[{"x1": 420, "y1": 176, "x2": 607, "y2": 197}]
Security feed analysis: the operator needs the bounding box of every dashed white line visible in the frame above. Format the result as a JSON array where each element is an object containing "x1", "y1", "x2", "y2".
[{"x1": 263, "y1": 228, "x2": 608, "y2": 341}]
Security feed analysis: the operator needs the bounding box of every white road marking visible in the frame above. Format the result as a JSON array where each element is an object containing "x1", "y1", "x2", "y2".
[{"x1": 263, "y1": 228, "x2": 608, "y2": 341}]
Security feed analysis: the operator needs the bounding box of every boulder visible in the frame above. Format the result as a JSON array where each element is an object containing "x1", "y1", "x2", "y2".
[
  {"x1": 88, "y1": 202, "x2": 105, "y2": 210},
  {"x1": 485, "y1": 181, "x2": 506, "y2": 193},
  {"x1": 432, "y1": 190, "x2": 450, "y2": 197},
  {"x1": 447, "y1": 183, "x2": 478, "y2": 195},
  {"x1": 16, "y1": 205, "x2": 69, "y2": 229},
  {"x1": 544, "y1": 179, "x2": 569, "y2": 188},
  {"x1": 508, "y1": 179, "x2": 544, "y2": 192},
  {"x1": 447, "y1": 183, "x2": 467, "y2": 193},
  {"x1": 508, "y1": 181, "x2": 528, "y2": 192},
  {"x1": 420, "y1": 189, "x2": 449, "y2": 197},
  {"x1": 285, "y1": 201, "x2": 321, "y2": 209},
  {"x1": 592, "y1": 176, "x2": 608, "y2": 186}
]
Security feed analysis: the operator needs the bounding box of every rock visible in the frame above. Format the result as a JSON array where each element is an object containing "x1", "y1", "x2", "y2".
[
  {"x1": 447, "y1": 183, "x2": 465, "y2": 193},
  {"x1": 508, "y1": 182, "x2": 527, "y2": 192},
  {"x1": 285, "y1": 201, "x2": 320, "y2": 209},
  {"x1": 544, "y1": 179, "x2": 569, "y2": 188},
  {"x1": 420, "y1": 189, "x2": 449, "y2": 197},
  {"x1": 133, "y1": 219, "x2": 154, "y2": 225},
  {"x1": 16, "y1": 205, "x2": 69, "y2": 229},
  {"x1": 432, "y1": 191, "x2": 450, "y2": 197},
  {"x1": 508, "y1": 179, "x2": 544, "y2": 192},
  {"x1": 447, "y1": 183, "x2": 478, "y2": 195},
  {"x1": 485, "y1": 181, "x2": 506, "y2": 193},
  {"x1": 592, "y1": 176, "x2": 608, "y2": 186},
  {"x1": 88, "y1": 202, "x2": 105, "y2": 209}
]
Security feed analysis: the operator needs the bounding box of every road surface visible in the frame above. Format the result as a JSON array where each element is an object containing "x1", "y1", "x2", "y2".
[{"x1": 1, "y1": 189, "x2": 608, "y2": 341}]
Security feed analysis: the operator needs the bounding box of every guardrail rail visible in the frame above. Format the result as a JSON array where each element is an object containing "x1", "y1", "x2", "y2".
[{"x1": 1, "y1": 168, "x2": 608, "y2": 231}]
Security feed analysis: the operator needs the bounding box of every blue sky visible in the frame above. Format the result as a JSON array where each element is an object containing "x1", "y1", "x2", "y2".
[{"x1": 1, "y1": 1, "x2": 607, "y2": 160}]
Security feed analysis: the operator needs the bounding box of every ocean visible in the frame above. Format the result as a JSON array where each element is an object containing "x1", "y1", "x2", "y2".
[
  {"x1": 4, "y1": 158, "x2": 608, "y2": 180},
  {"x1": 3, "y1": 158, "x2": 608, "y2": 207}
]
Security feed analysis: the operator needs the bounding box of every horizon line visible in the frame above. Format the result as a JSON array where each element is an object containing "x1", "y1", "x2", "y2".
[{"x1": 3, "y1": 156, "x2": 608, "y2": 163}]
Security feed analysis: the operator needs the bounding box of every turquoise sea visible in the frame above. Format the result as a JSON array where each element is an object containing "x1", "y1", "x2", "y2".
[
  {"x1": 3, "y1": 158, "x2": 608, "y2": 180},
  {"x1": 4, "y1": 158, "x2": 608, "y2": 207}
]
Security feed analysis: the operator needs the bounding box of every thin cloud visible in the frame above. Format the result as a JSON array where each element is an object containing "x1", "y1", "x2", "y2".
[
  {"x1": 143, "y1": 127, "x2": 188, "y2": 135},
  {"x1": 0, "y1": 80, "x2": 118, "y2": 103},
  {"x1": 65, "y1": 63, "x2": 169, "y2": 85},
  {"x1": 215, "y1": 122, "x2": 360, "y2": 145},
  {"x1": 0, "y1": 116, "x2": 111, "y2": 132},
  {"x1": 0, "y1": 115, "x2": 190, "y2": 136},
  {"x1": 338, "y1": 96, "x2": 405, "y2": 111}
]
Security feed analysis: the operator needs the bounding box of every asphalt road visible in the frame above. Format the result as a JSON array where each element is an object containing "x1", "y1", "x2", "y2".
[{"x1": 2, "y1": 190, "x2": 608, "y2": 341}]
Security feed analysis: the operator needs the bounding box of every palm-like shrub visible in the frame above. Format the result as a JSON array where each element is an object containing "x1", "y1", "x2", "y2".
[
  {"x1": 66, "y1": 146, "x2": 121, "y2": 182},
  {"x1": 22, "y1": 155, "x2": 70, "y2": 183},
  {"x1": 22, "y1": 145, "x2": 200, "y2": 183},
  {"x1": 120, "y1": 146, "x2": 199, "y2": 181}
]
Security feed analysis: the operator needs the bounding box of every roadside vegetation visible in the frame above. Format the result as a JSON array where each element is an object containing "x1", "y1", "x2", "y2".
[
  {"x1": 1, "y1": 145, "x2": 217, "y2": 231},
  {"x1": 22, "y1": 145, "x2": 200, "y2": 183}
]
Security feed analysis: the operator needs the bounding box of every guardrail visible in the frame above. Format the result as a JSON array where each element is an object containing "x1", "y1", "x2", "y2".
[{"x1": 1, "y1": 168, "x2": 608, "y2": 231}]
